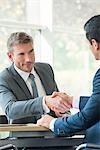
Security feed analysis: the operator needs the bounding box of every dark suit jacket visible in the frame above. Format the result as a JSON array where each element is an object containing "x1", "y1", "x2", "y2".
[
  {"x1": 54, "y1": 68, "x2": 100, "y2": 144},
  {"x1": 0, "y1": 62, "x2": 58, "y2": 124}
]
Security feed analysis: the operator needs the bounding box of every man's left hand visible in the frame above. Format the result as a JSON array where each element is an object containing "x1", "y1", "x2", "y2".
[{"x1": 37, "y1": 114, "x2": 54, "y2": 128}]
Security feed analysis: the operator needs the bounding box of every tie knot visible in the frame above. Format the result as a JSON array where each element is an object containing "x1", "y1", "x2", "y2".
[{"x1": 29, "y1": 73, "x2": 35, "y2": 80}]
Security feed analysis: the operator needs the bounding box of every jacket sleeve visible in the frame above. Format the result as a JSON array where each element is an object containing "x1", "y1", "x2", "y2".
[
  {"x1": 54, "y1": 69, "x2": 100, "y2": 136},
  {"x1": 0, "y1": 70, "x2": 44, "y2": 120},
  {"x1": 79, "y1": 96, "x2": 90, "y2": 110}
]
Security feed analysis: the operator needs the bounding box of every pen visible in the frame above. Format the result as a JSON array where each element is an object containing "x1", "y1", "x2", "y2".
[{"x1": 60, "y1": 110, "x2": 71, "y2": 115}]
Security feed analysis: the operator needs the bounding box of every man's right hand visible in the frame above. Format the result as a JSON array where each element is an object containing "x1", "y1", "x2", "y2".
[
  {"x1": 52, "y1": 91, "x2": 73, "y2": 108},
  {"x1": 45, "y1": 92, "x2": 73, "y2": 117}
]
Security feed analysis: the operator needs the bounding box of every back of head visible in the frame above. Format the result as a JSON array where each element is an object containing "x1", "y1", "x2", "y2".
[
  {"x1": 84, "y1": 15, "x2": 100, "y2": 42},
  {"x1": 7, "y1": 32, "x2": 33, "y2": 51}
]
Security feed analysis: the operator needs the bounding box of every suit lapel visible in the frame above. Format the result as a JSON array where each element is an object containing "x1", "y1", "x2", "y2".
[
  {"x1": 9, "y1": 64, "x2": 32, "y2": 99},
  {"x1": 34, "y1": 64, "x2": 53, "y2": 95},
  {"x1": 8, "y1": 63, "x2": 55, "y2": 98}
]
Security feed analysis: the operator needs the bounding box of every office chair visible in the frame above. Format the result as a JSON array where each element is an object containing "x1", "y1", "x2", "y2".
[
  {"x1": 76, "y1": 143, "x2": 100, "y2": 150},
  {"x1": 0, "y1": 144, "x2": 18, "y2": 150},
  {"x1": 0, "y1": 115, "x2": 8, "y2": 124}
]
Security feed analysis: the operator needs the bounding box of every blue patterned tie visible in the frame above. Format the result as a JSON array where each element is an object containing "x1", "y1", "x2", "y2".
[{"x1": 29, "y1": 74, "x2": 38, "y2": 98}]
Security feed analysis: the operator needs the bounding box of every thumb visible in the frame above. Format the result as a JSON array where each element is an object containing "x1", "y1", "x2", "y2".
[{"x1": 51, "y1": 91, "x2": 58, "y2": 98}]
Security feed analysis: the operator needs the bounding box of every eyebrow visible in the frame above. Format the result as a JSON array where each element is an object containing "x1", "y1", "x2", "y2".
[
  {"x1": 17, "y1": 48, "x2": 34, "y2": 55},
  {"x1": 29, "y1": 48, "x2": 34, "y2": 52}
]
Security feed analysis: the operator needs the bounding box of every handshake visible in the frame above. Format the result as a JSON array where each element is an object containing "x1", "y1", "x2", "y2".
[{"x1": 45, "y1": 91, "x2": 73, "y2": 117}]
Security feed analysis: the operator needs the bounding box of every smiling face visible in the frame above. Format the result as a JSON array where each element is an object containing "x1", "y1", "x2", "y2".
[{"x1": 7, "y1": 43, "x2": 35, "y2": 72}]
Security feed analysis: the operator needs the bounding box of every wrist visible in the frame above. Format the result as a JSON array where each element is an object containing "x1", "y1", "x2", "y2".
[{"x1": 45, "y1": 96, "x2": 51, "y2": 109}]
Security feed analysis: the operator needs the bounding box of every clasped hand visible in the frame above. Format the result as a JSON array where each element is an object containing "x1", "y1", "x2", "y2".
[{"x1": 45, "y1": 91, "x2": 73, "y2": 117}]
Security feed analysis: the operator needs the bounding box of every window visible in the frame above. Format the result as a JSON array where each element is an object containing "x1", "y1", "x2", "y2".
[
  {"x1": 0, "y1": 0, "x2": 100, "y2": 113},
  {"x1": 52, "y1": 0, "x2": 100, "y2": 96}
]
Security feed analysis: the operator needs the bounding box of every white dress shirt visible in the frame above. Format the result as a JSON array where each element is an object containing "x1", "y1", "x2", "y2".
[{"x1": 14, "y1": 64, "x2": 50, "y2": 114}]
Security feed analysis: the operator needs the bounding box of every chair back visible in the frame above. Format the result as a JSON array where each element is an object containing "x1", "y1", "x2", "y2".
[{"x1": 0, "y1": 115, "x2": 8, "y2": 124}]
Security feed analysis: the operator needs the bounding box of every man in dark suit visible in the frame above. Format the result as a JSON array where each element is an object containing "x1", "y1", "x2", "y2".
[
  {"x1": 0, "y1": 32, "x2": 71, "y2": 124},
  {"x1": 37, "y1": 15, "x2": 100, "y2": 145}
]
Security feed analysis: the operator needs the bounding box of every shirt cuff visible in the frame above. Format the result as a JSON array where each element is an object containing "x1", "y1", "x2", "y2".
[
  {"x1": 42, "y1": 96, "x2": 50, "y2": 114},
  {"x1": 70, "y1": 96, "x2": 80, "y2": 115},
  {"x1": 72, "y1": 95, "x2": 80, "y2": 109},
  {"x1": 49, "y1": 118, "x2": 57, "y2": 131}
]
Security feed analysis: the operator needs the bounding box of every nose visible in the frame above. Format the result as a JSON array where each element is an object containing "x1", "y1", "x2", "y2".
[{"x1": 25, "y1": 54, "x2": 31, "y2": 62}]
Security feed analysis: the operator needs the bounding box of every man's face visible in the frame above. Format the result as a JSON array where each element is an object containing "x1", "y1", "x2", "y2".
[{"x1": 7, "y1": 43, "x2": 35, "y2": 72}]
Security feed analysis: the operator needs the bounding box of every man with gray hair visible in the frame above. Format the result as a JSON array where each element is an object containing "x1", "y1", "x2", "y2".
[{"x1": 0, "y1": 32, "x2": 72, "y2": 124}]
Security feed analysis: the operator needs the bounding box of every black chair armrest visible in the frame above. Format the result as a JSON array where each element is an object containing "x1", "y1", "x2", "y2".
[
  {"x1": 76, "y1": 143, "x2": 100, "y2": 150},
  {"x1": 0, "y1": 144, "x2": 18, "y2": 150}
]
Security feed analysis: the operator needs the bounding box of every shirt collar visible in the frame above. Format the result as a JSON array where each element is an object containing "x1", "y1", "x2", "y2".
[{"x1": 14, "y1": 64, "x2": 35, "y2": 82}]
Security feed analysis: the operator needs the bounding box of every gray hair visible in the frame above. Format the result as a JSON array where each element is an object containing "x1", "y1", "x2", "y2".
[{"x1": 7, "y1": 32, "x2": 33, "y2": 51}]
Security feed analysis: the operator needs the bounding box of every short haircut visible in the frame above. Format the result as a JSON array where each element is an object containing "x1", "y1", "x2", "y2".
[
  {"x1": 84, "y1": 15, "x2": 100, "y2": 42},
  {"x1": 7, "y1": 32, "x2": 33, "y2": 51}
]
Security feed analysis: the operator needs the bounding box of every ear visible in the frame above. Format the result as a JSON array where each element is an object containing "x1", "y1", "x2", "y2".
[
  {"x1": 91, "y1": 39, "x2": 99, "y2": 51},
  {"x1": 7, "y1": 52, "x2": 14, "y2": 62}
]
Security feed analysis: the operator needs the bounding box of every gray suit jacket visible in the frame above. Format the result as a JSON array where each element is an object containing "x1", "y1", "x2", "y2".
[{"x1": 0, "y1": 62, "x2": 58, "y2": 124}]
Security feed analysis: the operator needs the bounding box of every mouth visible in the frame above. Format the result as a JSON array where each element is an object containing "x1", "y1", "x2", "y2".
[
  {"x1": 22, "y1": 63, "x2": 33, "y2": 69},
  {"x1": 23, "y1": 62, "x2": 33, "y2": 66}
]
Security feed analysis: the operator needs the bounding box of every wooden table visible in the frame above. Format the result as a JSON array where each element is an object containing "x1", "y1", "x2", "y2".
[
  {"x1": 0, "y1": 124, "x2": 52, "y2": 138},
  {"x1": 0, "y1": 124, "x2": 84, "y2": 150},
  {"x1": 0, "y1": 124, "x2": 48, "y2": 132}
]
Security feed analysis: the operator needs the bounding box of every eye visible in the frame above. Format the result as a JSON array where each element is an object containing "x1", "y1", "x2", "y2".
[{"x1": 18, "y1": 52, "x2": 24, "y2": 56}]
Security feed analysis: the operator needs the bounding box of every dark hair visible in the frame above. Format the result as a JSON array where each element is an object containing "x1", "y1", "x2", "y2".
[
  {"x1": 7, "y1": 32, "x2": 33, "y2": 51},
  {"x1": 84, "y1": 15, "x2": 100, "y2": 42}
]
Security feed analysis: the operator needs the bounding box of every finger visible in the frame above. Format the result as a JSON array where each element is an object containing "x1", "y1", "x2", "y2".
[
  {"x1": 37, "y1": 119, "x2": 43, "y2": 126},
  {"x1": 53, "y1": 92, "x2": 67, "y2": 97},
  {"x1": 62, "y1": 100, "x2": 72, "y2": 108},
  {"x1": 61, "y1": 113, "x2": 71, "y2": 117},
  {"x1": 55, "y1": 111, "x2": 63, "y2": 117},
  {"x1": 60, "y1": 96, "x2": 73, "y2": 108},
  {"x1": 52, "y1": 105, "x2": 70, "y2": 114},
  {"x1": 51, "y1": 93, "x2": 72, "y2": 108},
  {"x1": 51, "y1": 91, "x2": 59, "y2": 98},
  {"x1": 56, "y1": 96, "x2": 72, "y2": 109},
  {"x1": 53, "y1": 107, "x2": 70, "y2": 117}
]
